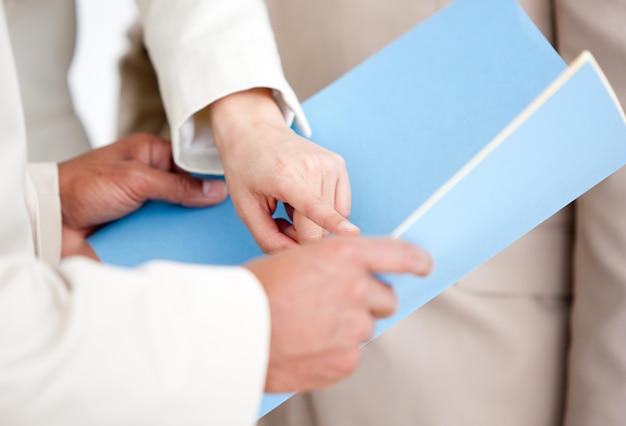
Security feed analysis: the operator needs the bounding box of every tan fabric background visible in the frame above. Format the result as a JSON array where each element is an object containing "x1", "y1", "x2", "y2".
[
  {"x1": 258, "y1": 1, "x2": 626, "y2": 425},
  {"x1": 110, "y1": 1, "x2": 626, "y2": 424}
]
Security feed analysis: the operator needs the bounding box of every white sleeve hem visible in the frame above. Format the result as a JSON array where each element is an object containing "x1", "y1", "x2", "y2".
[{"x1": 25, "y1": 163, "x2": 62, "y2": 266}]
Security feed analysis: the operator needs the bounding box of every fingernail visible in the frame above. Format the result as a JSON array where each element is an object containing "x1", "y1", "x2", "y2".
[
  {"x1": 202, "y1": 180, "x2": 213, "y2": 195},
  {"x1": 416, "y1": 250, "x2": 434, "y2": 275},
  {"x1": 202, "y1": 180, "x2": 227, "y2": 197},
  {"x1": 338, "y1": 219, "x2": 360, "y2": 234}
]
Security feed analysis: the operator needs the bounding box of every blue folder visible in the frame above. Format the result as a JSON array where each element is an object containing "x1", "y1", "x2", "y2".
[{"x1": 89, "y1": 0, "x2": 626, "y2": 416}]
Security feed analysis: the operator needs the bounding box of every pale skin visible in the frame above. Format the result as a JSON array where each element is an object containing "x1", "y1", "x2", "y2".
[
  {"x1": 208, "y1": 87, "x2": 361, "y2": 253},
  {"x1": 58, "y1": 133, "x2": 433, "y2": 392}
]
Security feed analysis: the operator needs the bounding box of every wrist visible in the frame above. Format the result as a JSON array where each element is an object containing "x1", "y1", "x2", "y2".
[{"x1": 208, "y1": 88, "x2": 287, "y2": 150}]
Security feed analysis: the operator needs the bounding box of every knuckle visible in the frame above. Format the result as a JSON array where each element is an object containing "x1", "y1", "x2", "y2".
[
  {"x1": 273, "y1": 159, "x2": 295, "y2": 178},
  {"x1": 302, "y1": 151, "x2": 341, "y2": 176},
  {"x1": 302, "y1": 156, "x2": 319, "y2": 174},
  {"x1": 335, "y1": 204, "x2": 351, "y2": 219},
  {"x1": 347, "y1": 313, "x2": 374, "y2": 342},
  {"x1": 379, "y1": 289, "x2": 399, "y2": 318},
  {"x1": 175, "y1": 176, "x2": 196, "y2": 200},
  {"x1": 331, "y1": 238, "x2": 359, "y2": 261},
  {"x1": 126, "y1": 134, "x2": 153, "y2": 158},
  {"x1": 330, "y1": 151, "x2": 346, "y2": 170},
  {"x1": 124, "y1": 164, "x2": 144, "y2": 181},
  {"x1": 124, "y1": 166, "x2": 150, "y2": 195},
  {"x1": 303, "y1": 197, "x2": 328, "y2": 216},
  {"x1": 336, "y1": 348, "x2": 362, "y2": 377},
  {"x1": 344, "y1": 278, "x2": 369, "y2": 306}
]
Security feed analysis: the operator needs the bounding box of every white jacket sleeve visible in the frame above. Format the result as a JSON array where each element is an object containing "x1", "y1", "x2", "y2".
[
  {"x1": 135, "y1": 0, "x2": 311, "y2": 175},
  {"x1": 24, "y1": 163, "x2": 62, "y2": 266},
  {"x1": 0, "y1": 258, "x2": 270, "y2": 426},
  {"x1": 1, "y1": 5, "x2": 270, "y2": 425}
]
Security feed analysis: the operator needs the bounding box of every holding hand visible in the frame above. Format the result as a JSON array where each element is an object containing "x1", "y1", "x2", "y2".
[
  {"x1": 210, "y1": 88, "x2": 360, "y2": 253},
  {"x1": 245, "y1": 236, "x2": 433, "y2": 392},
  {"x1": 59, "y1": 134, "x2": 228, "y2": 259}
]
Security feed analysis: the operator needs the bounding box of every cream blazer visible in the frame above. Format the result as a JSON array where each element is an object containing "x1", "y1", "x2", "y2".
[
  {"x1": 5, "y1": 0, "x2": 310, "y2": 170},
  {"x1": 0, "y1": 2, "x2": 274, "y2": 424}
]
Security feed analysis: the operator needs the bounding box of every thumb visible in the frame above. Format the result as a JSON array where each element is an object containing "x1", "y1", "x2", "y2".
[
  {"x1": 62, "y1": 227, "x2": 100, "y2": 260},
  {"x1": 137, "y1": 165, "x2": 229, "y2": 207}
]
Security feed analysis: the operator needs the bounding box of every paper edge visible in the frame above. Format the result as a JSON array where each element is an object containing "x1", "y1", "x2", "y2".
[{"x1": 391, "y1": 50, "x2": 624, "y2": 239}]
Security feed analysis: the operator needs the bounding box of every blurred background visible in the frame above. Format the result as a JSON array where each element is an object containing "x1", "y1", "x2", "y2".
[{"x1": 69, "y1": 0, "x2": 137, "y2": 148}]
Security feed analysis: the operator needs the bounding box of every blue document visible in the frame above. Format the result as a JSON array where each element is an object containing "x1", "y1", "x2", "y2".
[{"x1": 89, "y1": 0, "x2": 626, "y2": 417}]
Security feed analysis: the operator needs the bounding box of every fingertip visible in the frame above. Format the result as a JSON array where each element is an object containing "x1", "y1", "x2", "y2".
[
  {"x1": 413, "y1": 248, "x2": 434, "y2": 276},
  {"x1": 175, "y1": 178, "x2": 228, "y2": 208},
  {"x1": 258, "y1": 232, "x2": 299, "y2": 254},
  {"x1": 335, "y1": 219, "x2": 360, "y2": 235},
  {"x1": 392, "y1": 238, "x2": 433, "y2": 276},
  {"x1": 238, "y1": 204, "x2": 299, "y2": 254},
  {"x1": 369, "y1": 278, "x2": 399, "y2": 319}
]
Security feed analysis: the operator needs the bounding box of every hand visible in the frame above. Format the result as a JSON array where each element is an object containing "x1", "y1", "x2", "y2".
[
  {"x1": 58, "y1": 134, "x2": 228, "y2": 260},
  {"x1": 245, "y1": 236, "x2": 433, "y2": 392},
  {"x1": 209, "y1": 88, "x2": 360, "y2": 253}
]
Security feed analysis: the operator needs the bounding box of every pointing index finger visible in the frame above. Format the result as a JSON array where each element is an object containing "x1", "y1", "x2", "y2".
[{"x1": 358, "y1": 237, "x2": 433, "y2": 277}]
